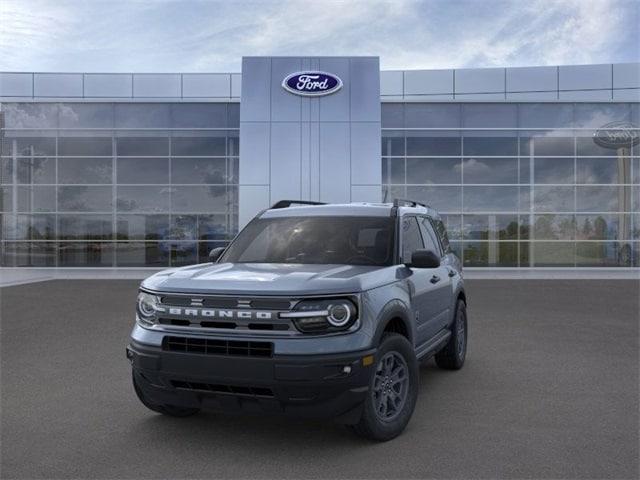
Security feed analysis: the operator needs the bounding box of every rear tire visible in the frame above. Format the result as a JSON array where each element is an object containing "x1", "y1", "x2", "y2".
[
  {"x1": 351, "y1": 333, "x2": 418, "y2": 441},
  {"x1": 435, "y1": 300, "x2": 467, "y2": 370},
  {"x1": 132, "y1": 371, "x2": 200, "y2": 418}
]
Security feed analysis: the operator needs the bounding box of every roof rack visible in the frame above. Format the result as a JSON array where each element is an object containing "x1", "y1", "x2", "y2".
[
  {"x1": 270, "y1": 200, "x2": 327, "y2": 209},
  {"x1": 392, "y1": 198, "x2": 430, "y2": 209}
]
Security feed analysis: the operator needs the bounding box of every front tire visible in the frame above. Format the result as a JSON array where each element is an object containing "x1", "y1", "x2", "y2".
[
  {"x1": 351, "y1": 333, "x2": 419, "y2": 441},
  {"x1": 435, "y1": 300, "x2": 467, "y2": 370},
  {"x1": 132, "y1": 371, "x2": 200, "y2": 418}
]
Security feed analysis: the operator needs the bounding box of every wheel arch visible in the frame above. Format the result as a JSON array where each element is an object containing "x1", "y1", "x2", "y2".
[{"x1": 372, "y1": 299, "x2": 414, "y2": 347}]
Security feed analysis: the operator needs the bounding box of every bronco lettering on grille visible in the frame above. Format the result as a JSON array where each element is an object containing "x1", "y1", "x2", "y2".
[{"x1": 162, "y1": 307, "x2": 274, "y2": 320}]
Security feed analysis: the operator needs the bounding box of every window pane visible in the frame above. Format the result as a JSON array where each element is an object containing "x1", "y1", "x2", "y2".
[
  {"x1": 14, "y1": 214, "x2": 56, "y2": 240},
  {"x1": 1, "y1": 242, "x2": 56, "y2": 267},
  {"x1": 117, "y1": 137, "x2": 168, "y2": 156},
  {"x1": 518, "y1": 104, "x2": 573, "y2": 129},
  {"x1": 534, "y1": 158, "x2": 574, "y2": 184},
  {"x1": 58, "y1": 103, "x2": 113, "y2": 128},
  {"x1": 17, "y1": 157, "x2": 55, "y2": 184},
  {"x1": 406, "y1": 158, "x2": 461, "y2": 184},
  {"x1": 462, "y1": 242, "x2": 518, "y2": 267},
  {"x1": 576, "y1": 136, "x2": 621, "y2": 156},
  {"x1": 381, "y1": 104, "x2": 403, "y2": 128},
  {"x1": 169, "y1": 242, "x2": 198, "y2": 266},
  {"x1": 401, "y1": 217, "x2": 424, "y2": 263},
  {"x1": 440, "y1": 214, "x2": 462, "y2": 240},
  {"x1": 58, "y1": 137, "x2": 112, "y2": 156},
  {"x1": 171, "y1": 186, "x2": 230, "y2": 212},
  {"x1": 463, "y1": 187, "x2": 519, "y2": 212},
  {"x1": 406, "y1": 136, "x2": 461, "y2": 156},
  {"x1": 169, "y1": 215, "x2": 197, "y2": 240},
  {"x1": 533, "y1": 242, "x2": 575, "y2": 266},
  {"x1": 116, "y1": 186, "x2": 170, "y2": 213},
  {"x1": 1, "y1": 159, "x2": 12, "y2": 183},
  {"x1": 171, "y1": 103, "x2": 228, "y2": 128},
  {"x1": 462, "y1": 215, "x2": 519, "y2": 240},
  {"x1": 2, "y1": 104, "x2": 58, "y2": 128},
  {"x1": 533, "y1": 186, "x2": 575, "y2": 212},
  {"x1": 58, "y1": 158, "x2": 112, "y2": 184},
  {"x1": 114, "y1": 104, "x2": 171, "y2": 128},
  {"x1": 524, "y1": 136, "x2": 574, "y2": 156},
  {"x1": 116, "y1": 214, "x2": 169, "y2": 240},
  {"x1": 171, "y1": 136, "x2": 226, "y2": 156},
  {"x1": 576, "y1": 157, "x2": 629, "y2": 184},
  {"x1": 228, "y1": 104, "x2": 240, "y2": 127},
  {"x1": 463, "y1": 158, "x2": 518, "y2": 184},
  {"x1": 17, "y1": 186, "x2": 56, "y2": 212},
  {"x1": 577, "y1": 185, "x2": 631, "y2": 212},
  {"x1": 382, "y1": 158, "x2": 404, "y2": 184},
  {"x1": 381, "y1": 133, "x2": 404, "y2": 156},
  {"x1": 574, "y1": 104, "x2": 631, "y2": 128},
  {"x1": 58, "y1": 186, "x2": 112, "y2": 212},
  {"x1": 576, "y1": 214, "x2": 630, "y2": 241},
  {"x1": 1, "y1": 186, "x2": 13, "y2": 211},
  {"x1": 533, "y1": 214, "x2": 576, "y2": 240},
  {"x1": 198, "y1": 214, "x2": 229, "y2": 240},
  {"x1": 405, "y1": 104, "x2": 460, "y2": 128},
  {"x1": 406, "y1": 186, "x2": 462, "y2": 212},
  {"x1": 171, "y1": 158, "x2": 227, "y2": 184},
  {"x1": 4, "y1": 137, "x2": 56, "y2": 156},
  {"x1": 463, "y1": 104, "x2": 517, "y2": 128},
  {"x1": 576, "y1": 242, "x2": 632, "y2": 267},
  {"x1": 58, "y1": 242, "x2": 114, "y2": 267},
  {"x1": 115, "y1": 242, "x2": 169, "y2": 267},
  {"x1": 116, "y1": 158, "x2": 169, "y2": 184},
  {"x1": 58, "y1": 214, "x2": 113, "y2": 240},
  {"x1": 463, "y1": 137, "x2": 518, "y2": 156}
]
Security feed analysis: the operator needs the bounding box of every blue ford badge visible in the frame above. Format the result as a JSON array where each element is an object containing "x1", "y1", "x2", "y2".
[{"x1": 282, "y1": 71, "x2": 343, "y2": 96}]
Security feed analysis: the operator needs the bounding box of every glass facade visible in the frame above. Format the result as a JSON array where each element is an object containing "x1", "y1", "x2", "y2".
[
  {"x1": 0, "y1": 103, "x2": 239, "y2": 267},
  {"x1": 382, "y1": 103, "x2": 640, "y2": 268},
  {"x1": 1, "y1": 100, "x2": 638, "y2": 269}
]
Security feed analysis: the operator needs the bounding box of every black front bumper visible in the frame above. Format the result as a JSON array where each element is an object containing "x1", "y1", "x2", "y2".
[{"x1": 127, "y1": 340, "x2": 376, "y2": 423}]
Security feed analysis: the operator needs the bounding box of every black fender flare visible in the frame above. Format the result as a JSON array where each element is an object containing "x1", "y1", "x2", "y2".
[{"x1": 371, "y1": 299, "x2": 414, "y2": 347}]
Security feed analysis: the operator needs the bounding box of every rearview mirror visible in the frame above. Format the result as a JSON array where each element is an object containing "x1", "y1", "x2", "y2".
[
  {"x1": 209, "y1": 247, "x2": 226, "y2": 263},
  {"x1": 407, "y1": 249, "x2": 440, "y2": 269}
]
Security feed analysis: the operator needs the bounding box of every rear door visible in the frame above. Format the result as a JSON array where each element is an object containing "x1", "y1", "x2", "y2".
[
  {"x1": 400, "y1": 216, "x2": 443, "y2": 347},
  {"x1": 418, "y1": 216, "x2": 452, "y2": 334}
]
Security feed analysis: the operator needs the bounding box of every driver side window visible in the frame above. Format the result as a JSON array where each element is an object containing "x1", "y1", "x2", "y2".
[{"x1": 401, "y1": 217, "x2": 424, "y2": 263}]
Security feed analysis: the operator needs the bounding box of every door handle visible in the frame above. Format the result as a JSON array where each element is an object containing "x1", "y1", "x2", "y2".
[{"x1": 430, "y1": 275, "x2": 441, "y2": 284}]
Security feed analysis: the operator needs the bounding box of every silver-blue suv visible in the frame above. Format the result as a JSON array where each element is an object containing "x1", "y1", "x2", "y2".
[{"x1": 127, "y1": 199, "x2": 467, "y2": 441}]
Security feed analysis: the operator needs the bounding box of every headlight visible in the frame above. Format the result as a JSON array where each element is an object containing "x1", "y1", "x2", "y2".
[
  {"x1": 136, "y1": 292, "x2": 160, "y2": 326},
  {"x1": 281, "y1": 298, "x2": 358, "y2": 333}
]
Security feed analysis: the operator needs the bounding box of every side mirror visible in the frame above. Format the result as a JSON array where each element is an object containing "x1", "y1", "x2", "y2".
[
  {"x1": 407, "y1": 249, "x2": 440, "y2": 269},
  {"x1": 209, "y1": 247, "x2": 226, "y2": 263}
]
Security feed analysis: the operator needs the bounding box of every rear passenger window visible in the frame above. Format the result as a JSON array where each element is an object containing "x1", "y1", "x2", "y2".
[
  {"x1": 418, "y1": 217, "x2": 441, "y2": 256},
  {"x1": 401, "y1": 217, "x2": 424, "y2": 263},
  {"x1": 432, "y1": 218, "x2": 451, "y2": 253}
]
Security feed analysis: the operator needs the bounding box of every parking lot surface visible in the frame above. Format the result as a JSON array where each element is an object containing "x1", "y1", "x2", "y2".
[{"x1": 1, "y1": 279, "x2": 638, "y2": 479}]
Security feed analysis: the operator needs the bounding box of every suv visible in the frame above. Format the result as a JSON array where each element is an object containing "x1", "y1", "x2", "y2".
[{"x1": 127, "y1": 199, "x2": 467, "y2": 441}]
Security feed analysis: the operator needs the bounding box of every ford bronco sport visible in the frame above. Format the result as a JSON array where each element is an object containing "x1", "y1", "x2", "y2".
[{"x1": 128, "y1": 199, "x2": 467, "y2": 441}]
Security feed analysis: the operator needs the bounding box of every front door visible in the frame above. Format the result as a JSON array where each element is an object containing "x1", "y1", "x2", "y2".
[{"x1": 400, "y1": 216, "x2": 445, "y2": 347}]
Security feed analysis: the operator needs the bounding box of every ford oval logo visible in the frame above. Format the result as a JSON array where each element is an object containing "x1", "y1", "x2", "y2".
[
  {"x1": 593, "y1": 121, "x2": 639, "y2": 149},
  {"x1": 282, "y1": 71, "x2": 343, "y2": 97}
]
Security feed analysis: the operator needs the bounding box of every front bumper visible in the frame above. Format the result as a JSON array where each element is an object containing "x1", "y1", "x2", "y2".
[{"x1": 127, "y1": 340, "x2": 376, "y2": 423}]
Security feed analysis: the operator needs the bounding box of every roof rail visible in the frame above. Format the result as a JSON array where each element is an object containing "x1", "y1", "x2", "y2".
[
  {"x1": 392, "y1": 198, "x2": 430, "y2": 209},
  {"x1": 270, "y1": 200, "x2": 327, "y2": 209}
]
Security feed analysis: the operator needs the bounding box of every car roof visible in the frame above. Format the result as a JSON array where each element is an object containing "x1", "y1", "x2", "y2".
[{"x1": 259, "y1": 202, "x2": 441, "y2": 219}]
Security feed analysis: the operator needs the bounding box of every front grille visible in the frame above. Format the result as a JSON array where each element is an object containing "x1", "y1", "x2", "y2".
[
  {"x1": 160, "y1": 295, "x2": 293, "y2": 310},
  {"x1": 163, "y1": 336, "x2": 273, "y2": 358},
  {"x1": 171, "y1": 380, "x2": 274, "y2": 398},
  {"x1": 158, "y1": 318, "x2": 290, "y2": 332}
]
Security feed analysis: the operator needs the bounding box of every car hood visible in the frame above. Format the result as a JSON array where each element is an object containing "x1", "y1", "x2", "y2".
[{"x1": 141, "y1": 262, "x2": 398, "y2": 296}]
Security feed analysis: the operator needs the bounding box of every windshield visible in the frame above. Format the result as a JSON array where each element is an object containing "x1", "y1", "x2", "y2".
[{"x1": 220, "y1": 216, "x2": 395, "y2": 266}]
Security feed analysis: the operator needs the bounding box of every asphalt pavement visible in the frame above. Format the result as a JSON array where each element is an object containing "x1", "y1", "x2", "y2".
[{"x1": 1, "y1": 279, "x2": 638, "y2": 479}]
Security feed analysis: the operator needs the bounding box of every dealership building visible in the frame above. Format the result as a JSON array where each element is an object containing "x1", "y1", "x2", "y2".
[{"x1": 0, "y1": 57, "x2": 639, "y2": 270}]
